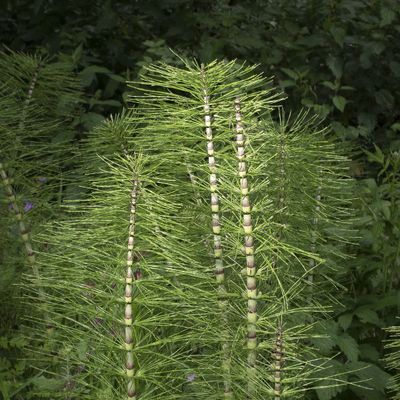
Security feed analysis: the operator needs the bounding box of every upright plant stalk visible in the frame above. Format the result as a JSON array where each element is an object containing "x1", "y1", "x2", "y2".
[
  {"x1": 234, "y1": 98, "x2": 257, "y2": 397},
  {"x1": 0, "y1": 60, "x2": 50, "y2": 328},
  {"x1": 273, "y1": 323, "x2": 284, "y2": 400},
  {"x1": 200, "y1": 65, "x2": 233, "y2": 398},
  {"x1": 125, "y1": 178, "x2": 139, "y2": 400},
  {"x1": 0, "y1": 163, "x2": 35, "y2": 266},
  {"x1": 18, "y1": 61, "x2": 41, "y2": 130},
  {"x1": 308, "y1": 179, "x2": 322, "y2": 287},
  {"x1": 1, "y1": 59, "x2": 40, "y2": 267}
]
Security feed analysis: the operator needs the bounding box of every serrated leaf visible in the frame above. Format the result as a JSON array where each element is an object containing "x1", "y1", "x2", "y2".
[
  {"x1": 327, "y1": 56, "x2": 343, "y2": 79},
  {"x1": 330, "y1": 26, "x2": 346, "y2": 46},
  {"x1": 359, "y1": 344, "x2": 380, "y2": 362},
  {"x1": 355, "y1": 307, "x2": 381, "y2": 326},
  {"x1": 338, "y1": 313, "x2": 353, "y2": 331},
  {"x1": 314, "y1": 359, "x2": 348, "y2": 400},
  {"x1": 316, "y1": 383, "x2": 345, "y2": 400},
  {"x1": 31, "y1": 376, "x2": 64, "y2": 391},
  {"x1": 332, "y1": 95, "x2": 347, "y2": 112},
  {"x1": 349, "y1": 361, "x2": 391, "y2": 393},
  {"x1": 337, "y1": 333, "x2": 359, "y2": 362}
]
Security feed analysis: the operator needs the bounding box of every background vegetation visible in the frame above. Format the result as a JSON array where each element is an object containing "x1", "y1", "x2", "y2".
[{"x1": 0, "y1": 0, "x2": 399, "y2": 399}]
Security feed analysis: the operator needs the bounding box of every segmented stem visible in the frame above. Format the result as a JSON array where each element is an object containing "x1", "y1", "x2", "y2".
[
  {"x1": 19, "y1": 61, "x2": 41, "y2": 130},
  {"x1": 125, "y1": 179, "x2": 139, "y2": 400},
  {"x1": 0, "y1": 163, "x2": 35, "y2": 264},
  {"x1": 0, "y1": 58, "x2": 42, "y2": 270},
  {"x1": 308, "y1": 184, "x2": 321, "y2": 286},
  {"x1": 200, "y1": 65, "x2": 232, "y2": 398},
  {"x1": 273, "y1": 324, "x2": 284, "y2": 400},
  {"x1": 234, "y1": 98, "x2": 257, "y2": 397}
]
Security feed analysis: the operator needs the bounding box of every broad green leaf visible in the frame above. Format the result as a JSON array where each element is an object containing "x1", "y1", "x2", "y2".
[
  {"x1": 327, "y1": 56, "x2": 343, "y2": 78},
  {"x1": 336, "y1": 333, "x2": 359, "y2": 362},
  {"x1": 31, "y1": 376, "x2": 64, "y2": 391},
  {"x1": 349, "y1": 362, "x2": 390, "y2": 393},
  {"x1": 358, "y1": 344, "x2": 380, "y2": 362},
  {"x1": 354, "y1": 307, "x2": 381, "y2": 326},
  {"x1": 279, "y1": 79, "x2": 296, "y2": 88},
  {"x1": 332, "y1": 96, "x2": 347, "y2": 112},
  {"x1": 330, "y1": 26, "x2": 346, "y2": 46},
  {"x1": 281, "y1": 67, "x2": 299, "y2": 80},
  {"x1": 391, "y1": 122, "x2": 400, "y2": 131},
  {"x1": 380, "y1": 8, "x2": 396, "y2": 26},
  {"x1": 338, "y1": 313, "x2": 353, "y2": 331},
  {"x1": 321, "y1": 81, "x2": 337, "y2": 90}
]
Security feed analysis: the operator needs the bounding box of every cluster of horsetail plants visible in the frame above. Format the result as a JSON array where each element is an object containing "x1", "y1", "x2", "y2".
[
  {"x1": 8, "y1": 56, "x2": 357, "y2": 399},
  {"x1": 0, "y1": 51, "x2": 81, "y2": 343}
]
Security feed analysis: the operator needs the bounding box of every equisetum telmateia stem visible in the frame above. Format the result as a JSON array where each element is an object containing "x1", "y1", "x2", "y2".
[
  {"x1": 200, "y1": 65, "x2": 233, "y2": 398},
  {"x1": 273, "y1": 323, "x2": 284, "y2": 400},
  {"x1": 125, "y1": 179, "x2": 139, "y2": 400},
  {"x1": 0, "y1": 61, "x2": 51, "y2": 328},
  {"x1": 0, "y1": 163, "x2": 36, "y2": 265},
  {"x1": 18, "y1": 61, "x2": 41, "y2": 131},
  {"x1": 234, "y1": 98, "x2": 257, "y2": 397},
  {"x1": 308, "y1": 183, "x2": 321, "y2": 287}
]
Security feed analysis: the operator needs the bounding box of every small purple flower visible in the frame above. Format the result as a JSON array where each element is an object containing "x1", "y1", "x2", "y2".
[
  {"x1": 8, "y1": 203, "x2": 14, "y2": 211},
  {"x1": 186, "y1": 373, "x2": 196, "y2": 382},
  {"x1": 23, "y1": 201, "x2": 33, "y2": 213},
  {"x1": 37, "y1": 176, "x2": 48, "y2": 184}
]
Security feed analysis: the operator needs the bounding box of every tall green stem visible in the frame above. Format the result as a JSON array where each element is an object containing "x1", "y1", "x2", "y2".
[
  {"x1": 200, "y1": 65, "x2": 233, "y2": 398},
  {"x1": 1, "y1": 59, "x2": 42, "y2": 270},
  {"x1": 234, "y1": 98, "x2": 257, "y2": 398},
  {"x1": 125, "y1": 179, "x2": 139, "y2": 400},
  {"x1": 273, "y1": 323, "x2": 284, "y2": 400}
]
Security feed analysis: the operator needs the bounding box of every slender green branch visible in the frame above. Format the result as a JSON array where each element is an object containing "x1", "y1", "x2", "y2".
[{"x1": 234, "y1": 97, "x2": 257, "y2": 398}]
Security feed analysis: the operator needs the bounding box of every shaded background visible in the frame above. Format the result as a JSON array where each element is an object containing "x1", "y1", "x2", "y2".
[{"x1": 1, "y1": 1, "x2": 399, "y2": 399}]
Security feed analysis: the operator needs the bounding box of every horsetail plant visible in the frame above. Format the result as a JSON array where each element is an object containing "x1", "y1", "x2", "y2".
[
  {"x1": 234, "y1": 97, "x2": 258, "y2": 398},
  {"x1": 0, "y1": 50, "x2": 82, "y2": 399},
  {"x1": 25, "y1": 57, "x2": 356, "y2": 399},
  {"x1": 385, "y1": 323, "x2": 400, "y2": 399}
]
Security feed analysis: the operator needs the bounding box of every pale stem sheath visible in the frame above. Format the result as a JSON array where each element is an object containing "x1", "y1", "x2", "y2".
[
  {"x1": 200, "y1": 64, "x2": 233, "y2": 398},
  {"x1": 125, "y1": 179, "x2": 139, "y2": 400},
  {"x1": 234, "y1": 98, "x2": 257, "y2": 398},
  {"x1": 273, "y1": 323, "x2": 284, "y2": 400},
  {"x1": 0, "y1": 61, "x2": 51, "y2": 328}
]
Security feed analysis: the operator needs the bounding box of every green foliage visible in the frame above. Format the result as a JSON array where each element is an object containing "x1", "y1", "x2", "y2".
[
  {"x1": 23, "y1": 58, "x2": 356, "y2": 399},
  {"x1": 0, "y1": 50, "x2": 82, "y2": 399},
  {"x1": 1, "y1": 1, "x2": 399, "y2": 399},
  {"x1": 386, "y1": 323, "x2": 400, "y2": 399}
]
